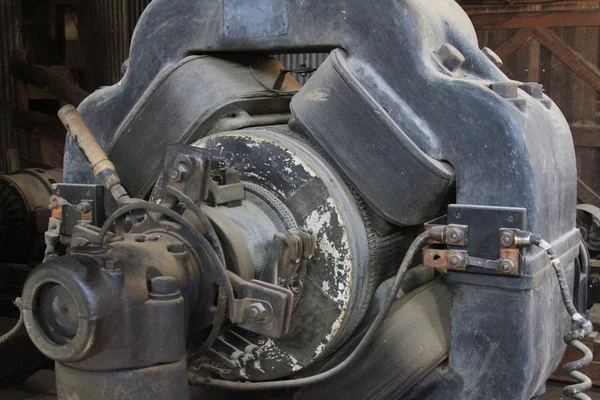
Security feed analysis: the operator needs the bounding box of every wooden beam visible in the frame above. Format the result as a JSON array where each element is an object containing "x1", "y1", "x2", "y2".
[
  {"x1": 495, "y1": 28, "x2": 534, "y2": 61},
  {"x1": 469, "y1": 10, "x2": 600, "y2": 30},
  {"x1": 10, "y1": 58, "x2": 90, "y2": 106},
  {"x1": 572, "y1": 126, "x2": 600, "y2": 148},
  {"x1": 578, "y1": 178, "x2": 600, "y2": 207},
  {"x1": 13, "y1": 111, "x2": 65, "y2": 138},
  {"x1": 533, "y1": 28, "x2": 600, "y2": 93}
]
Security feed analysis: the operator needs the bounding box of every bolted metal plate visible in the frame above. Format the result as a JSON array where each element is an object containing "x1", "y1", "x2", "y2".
[{"x1": 447, "y1": 204, "x2": 526, "y2": 262}]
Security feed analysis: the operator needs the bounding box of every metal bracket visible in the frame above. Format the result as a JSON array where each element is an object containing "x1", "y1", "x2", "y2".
[
  {"x1": 423, "y1": 204, "x2": 527, "y2": 276},
  {"x1": 231, "y1": 280, "x2": 293, "y2": 339},
  {"x1": 164, "y1": 144, "x2": 212, "y2": 204}
]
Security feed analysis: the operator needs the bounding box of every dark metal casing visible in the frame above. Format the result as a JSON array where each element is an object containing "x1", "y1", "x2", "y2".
[{"x1": 63, "y1": 0, "x2": 577, "y2": 398}]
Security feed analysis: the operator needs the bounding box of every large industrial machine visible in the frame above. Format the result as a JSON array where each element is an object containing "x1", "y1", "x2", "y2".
[{"x1": 0, "y1": 0, "x2": 593, "y2": 399}]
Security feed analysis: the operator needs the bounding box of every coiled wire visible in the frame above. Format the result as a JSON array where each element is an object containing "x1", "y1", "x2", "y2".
[{"x1": 531, "y1": 235, "x2": 593, "y2": 400}]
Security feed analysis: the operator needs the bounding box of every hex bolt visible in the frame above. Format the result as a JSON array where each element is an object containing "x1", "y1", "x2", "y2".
[
  {"x1": 437, "y1": 43, "x2": 465, "y2": 72},
  {"x1": 167, "y1": 242, "x2": 186, "y2": 254},
  {"x1": 481, "y1": 47, "x2": 503, "y2": 68},
  {"x1": 500, "y1": 259, "x2": 516, "y2": 274},
  {"x1": 150, "y1": 276, "x2": 179, "y2": 297},
  {"x1": 76, "y1": 202, "x2": 92, "y2": 214},
  {"x1": 445, "y1": 227, "x2": 464, "y2": 245},
  {"x1": 520, "y1": 82, "x2": 544, "y2": 99},
  {"x1": 135, "y1": 235, "x2": 146, "y2": 243},
  {"x1": 247, "y1": 303, "x2": 267, "y2": 322},
  {"x1": 490, "y1": 81, "x2": 519, "y2": 99},
  {"x1": 448, "y1": 253, "x2": 464, "y2": 268},
  {"x1": 500, "y1": 232, "x2": 515, "y2": 247},
  {"x1": 169, "y1": 163, "x2": 189, "y2": 183}
]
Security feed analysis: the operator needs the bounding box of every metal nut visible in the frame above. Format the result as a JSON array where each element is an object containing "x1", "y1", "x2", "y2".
[
  {"x1": 448, "y1": 253, "x2": 465, "y2": 268},
  {"x1": 247, "y1": 303, "x2": 267, "y2": 322},
  {"x1": 169, "y1": 163, "x2": 189, "y2": 183},
  {"x1": 500, "y1": 232, "x2": 515, "y2": 247},
  {"x1": 76, "y1": 201, "x2": 92, "y2": 214},
  {"x1": 499, "y1": 259, "x2": 516, "y2": 274},
  {"x1": 445, "y1": 227, "x2": 465, "y2": 245}
]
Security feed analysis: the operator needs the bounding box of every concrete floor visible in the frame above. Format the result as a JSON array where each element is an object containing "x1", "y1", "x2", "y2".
[{"x1": 1, "y1": 370, "x2": 600, "y2": 400}]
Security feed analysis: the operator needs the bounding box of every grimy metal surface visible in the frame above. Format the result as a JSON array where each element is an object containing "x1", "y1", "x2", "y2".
[
  {"x1": 0, "y1": 0, "x2": 21, "y2": 173},
  {"x1": 62, "y1": 0, "x2": 578, "y2": 398}
]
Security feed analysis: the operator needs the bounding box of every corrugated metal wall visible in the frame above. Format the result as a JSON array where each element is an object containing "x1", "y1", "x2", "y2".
[
  {"x1": 0, "y1": 0, "x2": 21, "y2": 173},
  {"x1": 276, "y1": 53, "x2": 329, "y2": 85},
  {"x1": 78, "y1": 0, "x2": 152, "y2": 91}
]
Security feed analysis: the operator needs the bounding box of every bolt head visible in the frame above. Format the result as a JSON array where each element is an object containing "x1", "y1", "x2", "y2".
[
  {"x1": 167, "y1": 242, "x2": 185, "y2": 254},
  {"x1": 448, "y1": 253, "x2": 464, "y2": 267},
  {"x1": 150, "y1": 276, "x2": 179, "y2": 297},
  {"x1": 491, "y1": 82, "x2": 519, "y2": 99},
  {"x1": 169, "y1": 163, "x2": 189, "y2": 183},
  {"x1": 76, "y1": 202, "x2": 92, "y2": 214},
  {"x1": 500, "y1": 233, "x2": 515, "y2": 247},
  {"x1": 247, "y1": 303, "x2": 267, "y2": 321},
  {"x1": 446, "y1": 228, "x2": 464, "y2": 244},
  {"x1": 500, "y1": 259, "x2": 516, "y2": 274},
  {"x1": 437, "y1": 43, "x2": 465, "y2": 72}
]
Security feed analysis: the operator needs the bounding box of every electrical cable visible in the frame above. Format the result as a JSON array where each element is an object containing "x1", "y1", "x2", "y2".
[
  {"x1": 248, "y1": 66, "x2": 300, "y2": 95},
  {"x1": 0, "y1": 298, "x2": 23, "y2": 345},
  {"x1": 530, "y1": 235, "x2": 593, "y2": 400},
  {"x1": 165, "y1": 186, "x2": 226, "y2": 265},
  {"x1": 187, "y1": 230, "x2": 431, "y2": 390}
]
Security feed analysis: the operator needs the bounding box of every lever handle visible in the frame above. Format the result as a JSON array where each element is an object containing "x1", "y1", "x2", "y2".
[{"x1": 58, "y1": 105, "x2": 129, "y2": 202}]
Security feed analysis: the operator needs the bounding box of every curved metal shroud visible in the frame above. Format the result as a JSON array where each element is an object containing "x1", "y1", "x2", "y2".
[{"x1": 63, "y1": 0, "x2": 578, "y2": 398}]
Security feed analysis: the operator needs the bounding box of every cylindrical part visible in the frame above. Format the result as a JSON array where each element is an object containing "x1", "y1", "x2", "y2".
[
  {"x1": 56, "y1": 360, "x2": 190, "y2": 400},
  {"x1": 58, "y1": 105, "x2": 128, "y2": 201},
  {"x1": 0, "y1": 168, "x2": 62, "y2": 264}
]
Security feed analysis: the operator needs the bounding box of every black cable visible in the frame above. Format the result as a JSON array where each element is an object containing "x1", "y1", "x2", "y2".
[
  {"x1": 93, "y1": 201, "x2": 236, "y2": 315},
  {"x1": 0, "y1": 298, "x2": 23, "y2": 345},
  {"x1": 189, "y1": 287, "x2": 228, "y2": 362},
  {"x1": 530, "y1": 235, "x2": 593, "y2": 400},
  {"x1": 248, "y1": 66, "x2": 300, "y2": 95},
  {"x1": 165, "y1": 186, "x2": 226, "y2": 265},
  {"x1": 187, "y1": 230, "x2": 431, "y2": 390}
]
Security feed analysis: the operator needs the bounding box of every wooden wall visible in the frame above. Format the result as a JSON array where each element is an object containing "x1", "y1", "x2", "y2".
[{"x1": 464, "y1": 0, "x2": 600, "y2": 204}]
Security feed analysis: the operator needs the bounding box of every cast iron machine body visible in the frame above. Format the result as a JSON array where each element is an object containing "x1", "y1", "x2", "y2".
[{"x1": 10, "y1": 0, "x2": 586, "y2": 399}]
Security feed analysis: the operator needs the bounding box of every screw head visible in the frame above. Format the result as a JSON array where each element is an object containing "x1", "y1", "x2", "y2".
[{"x1": 169, "y1": 163, "x2": 189, "y2": 183}]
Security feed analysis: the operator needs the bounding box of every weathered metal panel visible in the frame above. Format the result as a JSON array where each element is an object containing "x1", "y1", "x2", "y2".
[
  {"x1": 0, "y1": 0, "x2": 21, "y2": 173},
  {"x1": 276, "y1": 53, "x2": 329, "y2": 85}
]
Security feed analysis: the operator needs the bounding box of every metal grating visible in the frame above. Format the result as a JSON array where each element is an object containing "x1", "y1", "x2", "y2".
[
  {"x1": 0, "y1": 0, "x2": 21, "y2": 173},
  {"x1": 276, "y1": 53, "x2": 329, "y2": 85}
]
